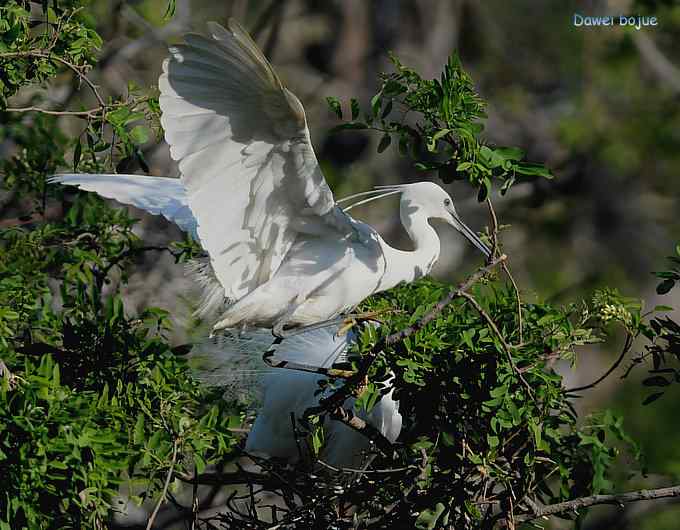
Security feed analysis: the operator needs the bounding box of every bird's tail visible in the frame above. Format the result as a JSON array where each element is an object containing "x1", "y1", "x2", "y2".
[{"x1": 187, "y1": 324, "x2": 356, "y2": 405}]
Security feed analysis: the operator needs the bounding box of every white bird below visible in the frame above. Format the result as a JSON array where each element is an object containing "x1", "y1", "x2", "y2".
[
  {"x1": 190, "y1": 323, "x2": 401, "y2": 468},
  {"x1": 49, "y1": 20, "x2": 490, "y2": 467}
]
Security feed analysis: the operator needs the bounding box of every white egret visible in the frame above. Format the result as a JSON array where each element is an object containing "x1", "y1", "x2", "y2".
[
  {"x1": 49, "y1": 19, "x2": 490, "y2": 467},
  {"x1": 191, "y1": 324, "x2": 401, "y2": 468}
]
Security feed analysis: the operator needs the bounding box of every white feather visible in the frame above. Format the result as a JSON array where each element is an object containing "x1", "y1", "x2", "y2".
[
  {"x1": 189, "y1": 324, "x2": 402, "y2": 468},
  {"x1": 48, "y1": 174, "x2": 198, "y2": 238},
  {"x1": 158, "y1": 19, "x2": 358, "y2": 304}
]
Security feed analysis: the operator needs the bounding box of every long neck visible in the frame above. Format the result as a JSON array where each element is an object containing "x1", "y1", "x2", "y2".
[{"x1": 377, "y1": 204, "x2": 441, "y2": 292}]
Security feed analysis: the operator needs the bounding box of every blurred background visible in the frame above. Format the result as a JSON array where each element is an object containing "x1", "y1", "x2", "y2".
[{"x1": 3, "y1": 0, "x2": 680, "y2": 527}]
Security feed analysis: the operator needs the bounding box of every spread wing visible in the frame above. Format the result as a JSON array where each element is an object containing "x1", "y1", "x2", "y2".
[
  {"x1": 158, "y1": 19, "x2": 357, "y2": 302},
  {"x1": 48, "y1": 174, "x2": 198, "y2": 237}
]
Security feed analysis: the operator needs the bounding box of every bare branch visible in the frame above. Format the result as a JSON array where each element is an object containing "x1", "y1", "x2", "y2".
[
  {"x1": 566, "y1": 332, "x2": 633, "y2": 394},
  {"x1": 328, "y1": 406, "x2": 395, "y2": 457},
  {"x1": 487, "y1": 198, "x2": 523, "y2": 343},
  {"x1": 146, "y1": 439, "x2": 179, "y2": 530},
  {"x1": 516, "y1": 484, "x2": 680, "y2": 523},
  {"x1": 4, "y1": 106, "x2": 102, "y2": 117}
]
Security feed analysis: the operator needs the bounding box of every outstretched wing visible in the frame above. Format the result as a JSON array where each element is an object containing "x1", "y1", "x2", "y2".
[
  {"x1": 159, "y1": 20, "x2": 357, "y2": 302},
  {"x1": 48, "y1": 174, "x2": 197, "y2": 237}
]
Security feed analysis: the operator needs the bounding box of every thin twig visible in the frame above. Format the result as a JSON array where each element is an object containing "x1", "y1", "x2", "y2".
[
  {"x1": 190, "y1": 465, "x2": 199, "y2": 530},
  {"x1": 0, "y1": 51, "x2": 106, "y2": 107},
  {"x1": 458, "y1": 291, "x2": 534, "y2": 398},
  {"x1": 316, "y1": 459, "x2": 412, "y2": 474},
  {"x1": 146, "y1": 439, "x2": 179, "y2": 530},
  {"x1": 566, "y1": 333, "x2": 634, "y2": 394},
  {"x1": 487, "y1": 198, "x2": 523, "y2": 343},
  {"x1": 4, "y1": 106, "x2": 102, "y2": 117},
  {"x1": 515, "y1": 484, "x2": 680, "y2": 523},
  {"x1": 486, "y1": 197, "x2": 499, "y2": 258}
]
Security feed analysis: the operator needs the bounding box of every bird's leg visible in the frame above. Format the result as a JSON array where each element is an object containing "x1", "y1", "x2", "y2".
[
  {"x1": 273, "y1": 316, "x2": 347, "y2": 338},
  {"x1": 274, "y1": 308, "x2": 401, "y2": 338},
  {"x1": 335, "y1": 308, "x2": 402, "y2": 336},
  {"x1": 272, "y1": 319, "x2": 290, "y2": 338}
]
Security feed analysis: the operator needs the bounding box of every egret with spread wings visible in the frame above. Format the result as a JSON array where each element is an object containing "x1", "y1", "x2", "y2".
[
  {"x1": 52, "y1": 20, "x2": 489, "y2": 338},
  {"x1": 50, "y1": 20, "x2": 490, "y2": 467}
]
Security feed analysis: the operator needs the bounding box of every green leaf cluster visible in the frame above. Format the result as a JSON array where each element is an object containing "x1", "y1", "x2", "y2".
[
  {"x1": 327, "y1": 53, "x2": 553, "y2": 201},
  {"x1": 332, "y1": 278, "x2": 641, "y2": 527}
]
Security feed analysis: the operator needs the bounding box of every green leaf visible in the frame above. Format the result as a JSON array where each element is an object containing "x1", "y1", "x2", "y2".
[
  {"x1": 479, "y1": 145, "x2": 505, "y2": 168},
  {"x1": 377, "y1": 133, "x2": 391, "y2": 153},
  {"x1": 516, "y1": 162, "x2": 553, "y2": 178},
  {"x1": 643, "y1": 392, "x2": 664, "y2": 405},
  {"x1": 130, "y1": 125, "x2": 149, "y2": 145},
  {"x1": 163, "y1": 0, "x2": 176, "y2": 21},
  {"x1": 350, "y1": 98, "x2": 360, "y2": 121},
  {"x1": 326, "y1": 96, "x2": 342, "y2": 119},
  {"x1": 133, "y1": 414, "x2": 145, "y2": 445},
  {"x1": 194, "y1": 453, "x2": 206, "y2": 474},
  {"x1": 381, "y1": 99, "x2": 393, "y2": 119},
  {"x1": 657, "y1": 279, "x2": 675, "y2": 295},
  {"x1": 495, "y1": 146, "x2": 525, "y2": 161},
  {"x1": 428, "y1": 128, "x2": 451, "y2": 152},
  {"x1": 477, "y1": 177, "x2": 491, "y2": 202},
  {"x1": 415, "y1": 503, "x2": 447, "y2": 529},
  {"x1": 642, "y1": 376, "x2": 670, "y2": 387},
  {"x1": 73, "y1": 137, "x2": 81, "y2": 172},
  {"x1": 371, "y1": 91, "x2": 382, "y2": 117},
  {"x1": 106, "y1": 107, "x2": 130, "y2": 126}
]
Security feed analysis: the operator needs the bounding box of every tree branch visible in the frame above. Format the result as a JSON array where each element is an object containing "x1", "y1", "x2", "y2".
[
  {"x1": 146, "y1": 439, "x2": 179, "y2": 530},
  {"x1": 486, "y1": 198, "x2": 523, "y2": 344},
  {"x1": 458, "y1": 290, "x2": 534, "y2": 397},
  {"x1": 566, "y1": 332, "x2": 633, "y2": 394},
  {"x1": 3, "y1": 106, "x2": 102, "y2": 117},
  {"x1": 516, "y1": 484, "x2": 680, "y2": 523},
  {"x1": 328, "y1": 406, "x2": 395, "y2": 458},
  {"x1": 0, "y1": 50, "x2": 106, "y2": 107}
]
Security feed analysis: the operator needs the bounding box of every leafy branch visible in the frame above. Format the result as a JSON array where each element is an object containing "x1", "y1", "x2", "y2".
[{"x1": 327, "y1": 52, "x2": 553, "y2": 201}]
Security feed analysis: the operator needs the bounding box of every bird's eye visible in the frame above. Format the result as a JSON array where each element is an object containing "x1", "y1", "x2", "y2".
[{"x1": 444, "y1": 198, "x2": 451, "y2": 207}]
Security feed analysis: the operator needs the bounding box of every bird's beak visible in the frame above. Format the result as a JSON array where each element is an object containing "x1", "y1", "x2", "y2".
[{"x1": 449, "y1": 212, "x2": 491, "y2": 258}]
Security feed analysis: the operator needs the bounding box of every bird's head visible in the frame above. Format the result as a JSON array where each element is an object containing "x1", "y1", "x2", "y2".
[{"x1": 401, "y1": 182, "x2": 491, "y2": 258}]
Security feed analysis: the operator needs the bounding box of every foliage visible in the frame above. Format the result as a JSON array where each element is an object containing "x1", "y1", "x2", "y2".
[
  {"x1": 297, "y1": 280, "x2": 641, "y2": 528},
  {"x1": 327, "y1": 53, "x2": 552, "y2": 202},
  {"x1": 622, "y1": 249, "x2": 680, "y2": 406},
  {"x1": 0, "y1": 192, "x2": 239, "y2": 529},
  {"x1": 0, "y1": 0, "x2": 160, "y2": 178},
  {"x1": 0, "y1": 3, "x2": 237, "y2": 529}
]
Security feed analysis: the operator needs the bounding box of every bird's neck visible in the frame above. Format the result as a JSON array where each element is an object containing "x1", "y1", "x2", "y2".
[{"x1": 378, "y1": 207, "x2": 441, "y2": 291}]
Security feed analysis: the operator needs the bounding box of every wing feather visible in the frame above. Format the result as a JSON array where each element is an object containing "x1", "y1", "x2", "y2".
[
  {"x1": 159, "y1": 19, "x2": 357, "y2": 303},
  {"x1": 48, "y1": 174, "x2": 197, "y2": 237}
]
